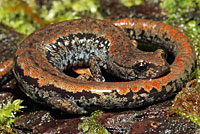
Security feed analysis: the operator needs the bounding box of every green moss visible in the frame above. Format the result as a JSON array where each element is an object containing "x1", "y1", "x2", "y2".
[
  {"x1": 37, "y1": 0, "x2": 102, "y2": 23},
  {"x1": 0, "y1": 0, "x2": 103, "y2": 36},
  {"x1": 171, "y1": 82, "x2": 200, "y2": 126},
  {"x1": 160, "y1": 0, "x2": 200, "y2": 17},
  {"x1": 0, "y1": 0, "x2": 40, "y2": 36},
  {"x1": 178, "y1": 112, "x2": 200, "y2": 126},
  {"x1": 78, "y1": 110, "x2": 110, "y2": 134},
  {"x1": 0, "y1": 98, "x2": 24, "y2": 129},
  {"x1": 120, "y1": 0, "x2": 143, "y2": 7},
  {"x1": 196, "y1": 69, "x2": 200, "y2": 82}
]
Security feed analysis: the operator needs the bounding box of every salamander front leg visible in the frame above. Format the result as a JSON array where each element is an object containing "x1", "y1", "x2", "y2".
[
  {"x1": 89, "y1": 56, "x2": 106, "y2": 82},
  {"x1": 77, "y1": 56, "x2": 106, "y2": 82}
]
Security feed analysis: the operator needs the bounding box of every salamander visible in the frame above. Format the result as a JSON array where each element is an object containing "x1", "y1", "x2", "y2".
[{"x1": 13, "y1": 18, "x2": 196, "y2": 114}]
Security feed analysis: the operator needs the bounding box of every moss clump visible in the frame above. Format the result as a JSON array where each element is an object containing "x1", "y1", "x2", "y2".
[
  {"x1": 170, "y1": 80, "x2": 200, "y2": 126},
  {"x1": 0, "y1": 98, "x2": 24, "y2": 130},
  {"x1": 32, "y1": 0, "x2": 102, "y2": 23},
  {"x1": 0, "y1": 0, "x2": 103, "y2": 36},
  {"x1": 119, "y1": 0, "x2": 143, "y2": 7},
  {"x1": 160, "y1": 0, "x2": 200, "y2": 20},
  {"x1": 78, "y1": 110, "x2": 110, "y2": 134},
  {"x1": 0, "y1": 0, "x2": 41, "y2": 36}
]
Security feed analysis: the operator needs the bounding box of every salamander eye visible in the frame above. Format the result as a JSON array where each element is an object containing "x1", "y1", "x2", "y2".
[{"x1": 133, "y1": 61, "x2": 149, "y2": 74}]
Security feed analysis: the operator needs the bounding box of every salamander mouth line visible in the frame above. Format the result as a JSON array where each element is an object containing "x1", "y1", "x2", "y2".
[{"x1": 113, "y1": 61, "x2": 132, "y2": 69}]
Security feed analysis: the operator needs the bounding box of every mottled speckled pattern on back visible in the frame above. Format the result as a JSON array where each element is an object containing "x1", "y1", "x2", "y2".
[{"x1": 45, "y1": 33, "x2": 110, "y2": 70}]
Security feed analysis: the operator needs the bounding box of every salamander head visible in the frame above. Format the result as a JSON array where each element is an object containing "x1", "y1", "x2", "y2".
[{"x1": 111, "y1": 49, "x2": 170, "y2": 80}]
